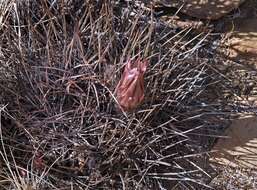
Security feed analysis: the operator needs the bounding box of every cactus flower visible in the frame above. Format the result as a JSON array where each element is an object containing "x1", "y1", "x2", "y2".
[{"x1": 116, "y1": 58, "x2": 148, "y2": 111}]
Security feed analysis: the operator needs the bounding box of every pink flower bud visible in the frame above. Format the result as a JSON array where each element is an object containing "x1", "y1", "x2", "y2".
[{"x1": 116, "y1": 58, "x2": 148, "y2": 111}]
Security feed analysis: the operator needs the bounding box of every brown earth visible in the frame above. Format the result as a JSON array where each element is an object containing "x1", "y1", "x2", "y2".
[
  {"x1": 210, "y1": 116, "x2": 257, "y2": 168},
  {"x1": 209, "y1": 1, "x2": 257, "y2": 188},
  {"x1": 154, "y1": 0, "x2": 245, "y2": 20}
]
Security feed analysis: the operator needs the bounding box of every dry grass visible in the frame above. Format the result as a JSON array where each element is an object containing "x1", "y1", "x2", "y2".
[{"x1": 0, "y1": 0, "x2": 241, "y2": 189}]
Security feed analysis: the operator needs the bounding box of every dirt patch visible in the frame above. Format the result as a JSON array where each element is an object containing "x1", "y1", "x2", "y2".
[
  {"x1": 216, "y1": 0, "x2": 257, "y2": 67},
  {"x1": 211, "y1": 116, "x2": 257, "y2": 168},
  {"x1": 225, "y1": 18, "x2": 257, "y2": 67},
  {"x1": 153, "y1": 0, "x2": 245, "y2": 19},
  {"x1": 210, "y1": 167, "x2": 257, "y2": 189}
]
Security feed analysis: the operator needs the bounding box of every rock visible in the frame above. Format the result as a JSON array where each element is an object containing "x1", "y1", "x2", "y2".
[
  {"x1": 210, "y1": 116, "x2": 257, "y2": 168},
  {"x1": 154, "y1": 0, "x2": 245, "y2": 20}
]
